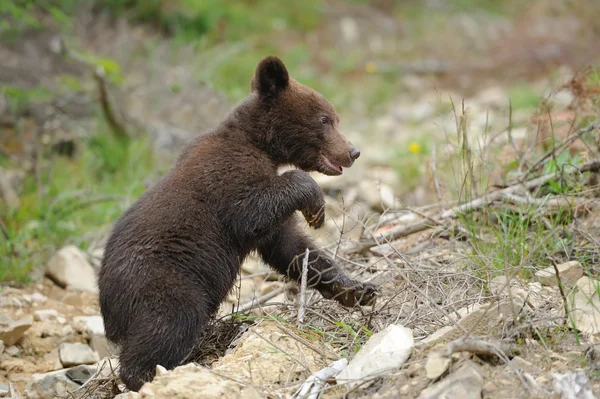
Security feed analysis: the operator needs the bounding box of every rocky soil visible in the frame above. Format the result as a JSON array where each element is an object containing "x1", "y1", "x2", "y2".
[{"x1": 2, "y1": 3, "x2": 600, "y2": 399}]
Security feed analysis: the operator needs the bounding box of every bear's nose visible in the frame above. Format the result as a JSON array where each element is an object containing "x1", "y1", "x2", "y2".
[{"x1": 349, "y1": 147, "x2": 361, "y2": 160}]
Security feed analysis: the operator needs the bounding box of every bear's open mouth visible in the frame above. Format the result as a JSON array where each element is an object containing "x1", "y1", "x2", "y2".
[{"x1": 321, "y1": 154, "x2": 343, "y2": 175}]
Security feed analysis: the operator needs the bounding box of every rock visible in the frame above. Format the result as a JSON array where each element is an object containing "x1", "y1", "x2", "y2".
[
  {"x1": 41, "y1": 349, "x2": 63, "y2": 372},
  {"x1": 571, "y1": 277, "x2": 600, "y2": 335},
  {"x1": 337, "y1": 324, "x2": 413, "y2": 387},
  {"x1": 73, "y1": 315, "x2": 118, "y2": 358},
  {"x1": 0, "y1": 339, "x2": 3, "y2": 354},
  {"x1": 115, "y1": 393, "x2": 141, "y2": 399},
  {"x1": 138, "y1": 363, "x2": 260, "y2": 399},
  {"x1": 425, "y1": 348, "x2": 451, "y2": 379},
  {"x1": 535, "y1": 261, "x2": 583, "y2": 288},
  {"x1": 59, "y1": 343, "x2": 99, "y2": 367},
  {"x1": 33, "y1": 309, "x2": 60, "y2": 322},
  {"x1": 0, "y1": 315, "x2": 33, "y2": 346},
  {"x1": 510, "y1": 356, "x2": 542, "y2": 374},
  {"x1": 419, "y1": 298, "x2": 522, "y2": 346},
  {"x1": 553, "y1": 372, "x2": 597, "y2": 399},
  {"x1": 0, "y1": 383, "x2": 8, "y2": 397},
  {"x1": 488, "y1": 276, "x2": 520, "y2": 296},
  {"x1": 25, "y1": 370, "x2": 80, "y2": 398},
  {"x1": 46, "y1": 245, "x2": 98, "y2": 293},
  {"x1": 66, "y1": 364, "x2": 96, "y2": 384},
  {"x1": 417, "y1": 362, "x2": 484, "y2": 399},
  {"x1": 5, "y1": 345, "x2": 19, "y2": 356}
]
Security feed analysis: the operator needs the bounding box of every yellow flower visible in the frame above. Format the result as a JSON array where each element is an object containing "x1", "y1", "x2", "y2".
[
  {"x1": 408, "y1": 142, "x2": 421, "y2": 154},
  {"x1": 364, "y1": 62, "x2": 377, "y2": 74}
]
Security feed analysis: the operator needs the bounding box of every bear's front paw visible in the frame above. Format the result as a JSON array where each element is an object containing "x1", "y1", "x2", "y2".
[
  {"x1": 302, "y1": 207, "x2": 325, "y2": 229},
  {"x1": 321, "y1": 280, "x2": 378, "y2": 308}
]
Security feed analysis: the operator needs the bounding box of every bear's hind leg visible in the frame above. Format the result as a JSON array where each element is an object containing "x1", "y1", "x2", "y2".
[{"x1": 118, "y1": 307, "x2": 205, "y2": 391}]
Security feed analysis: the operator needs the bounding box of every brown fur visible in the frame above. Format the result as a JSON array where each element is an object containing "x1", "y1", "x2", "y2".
[{"x1": 98, "y1": 56, "x2": 377, "y2": 391}]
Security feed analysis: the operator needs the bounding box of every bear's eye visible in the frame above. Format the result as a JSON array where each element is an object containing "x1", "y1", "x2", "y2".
[{"x1": 320, "y1": 116, "x2": 329, "y2": 125}]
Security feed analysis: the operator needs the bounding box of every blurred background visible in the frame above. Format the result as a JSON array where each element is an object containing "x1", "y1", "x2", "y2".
[{"x1": 1, "y1": 0, "x2": 600, "y2": 281}]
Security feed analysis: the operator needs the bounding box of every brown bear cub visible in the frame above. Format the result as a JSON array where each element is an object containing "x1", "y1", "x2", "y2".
[{"x1": 98, "y1": 56, "x2": 377, "y2": 391}]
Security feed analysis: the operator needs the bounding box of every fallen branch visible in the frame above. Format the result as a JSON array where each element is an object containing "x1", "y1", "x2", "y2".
[
  {"x1": 445, "y1": 337, "x2": 518, "y2": 359},
  {"x1": 298, "y1": 248, "x2": 310, "y2": 327},
  {"x1": 221, "y1": 285, "x2": 287, "y2": 321},
  {"x1": 349, "y1": 157, "x2": 600, "y2": 255}
]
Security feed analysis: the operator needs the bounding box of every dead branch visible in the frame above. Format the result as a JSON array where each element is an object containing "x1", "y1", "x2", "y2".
[
  {"x1": 221, "y1": 285, "x2": 287, "y2": 321},
  {"x1": 298, "y1": 248, "x2": 310, "y2": 327},
  {"x1": 445, "y1": 337, "x2": 518, "y2": 359},
  {"x1": 349, "y1": 157, "x2": 600, "y2": 255}
]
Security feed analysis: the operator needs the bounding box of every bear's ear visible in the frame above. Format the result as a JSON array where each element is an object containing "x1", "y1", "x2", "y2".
[{"x1": 251, "y1": 56, "x2": 289, "y2": 96}]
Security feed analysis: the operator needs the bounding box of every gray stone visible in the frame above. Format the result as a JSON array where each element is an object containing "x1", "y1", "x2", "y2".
[
  {"x1": 417, "y1": 362, "x2": 484, "y2": 399},
  {"x1": 0, "y1": 339, "x2": 4, "y2": 354},
  {"x1": 46, "y1": 245, "x2": 98, "y2": 293},
  {"x1": 73, "y1": 315, "x2": 119, "y2": 358},
  {"x1": 5, "y1": 345, "x2": 19, "y2": 356},
  {"x1": 0, "y1": 315, "x2": 33, "y2": 346},
  {"x1": 66, "y1": 364, "x2": 96, "y2": 384},
  {"x1": 535, "y1": 261, "x2": 584, "y2": 288},
  {"x1": 59, "y1": 343, "x2": 99, "y2": 367},
  {"x1": 0, "y1": 383, "x2": 8, "y2": 397},
  {"x1": 24, "y1": 370, "x2": 80, "y2": 399}
]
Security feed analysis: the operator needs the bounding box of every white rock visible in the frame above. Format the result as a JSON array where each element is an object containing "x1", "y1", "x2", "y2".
[
  {"x1": 553, "y1": 371, "x2": 597, "y2": 399},
  {"x1": 571, "y1": 277, "x2": 600, "y2": 335},
  {"x1": 0, "y1": 315, "x2": 33, "y2": 346},
  {"x1": 33, "y1": 309, "x2": 60, "y2": 322},
  {"x1": 425, "y1": 349, "x2": 451, "y2": 379},
  {"x1": 46, "y1": 245, "x2": 98, "y2": 293},
  {"x1": 59, "y1": 343, "x2": 99, "y2": 367},
  {"x1": 337, "y1": 324, "x2": 413, "y2": 387},
  {"x1": 535, "y1": 261, "x2": 583, "y2": 288}
]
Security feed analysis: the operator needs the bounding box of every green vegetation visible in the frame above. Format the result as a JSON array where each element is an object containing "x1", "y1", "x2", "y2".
[{"x1": 0, "y1": 125, "x2": 158, "y2": 281}]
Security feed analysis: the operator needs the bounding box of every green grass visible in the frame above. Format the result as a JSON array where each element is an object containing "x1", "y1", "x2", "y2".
[{"x1": 0, "y1": 127, "x2": 159, "y2": 281}]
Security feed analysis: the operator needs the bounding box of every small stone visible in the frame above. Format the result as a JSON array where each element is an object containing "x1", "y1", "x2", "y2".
[
  {"x1": 5, "y1": 345, "x2": 19, "y2": 356},
  {"x1": 59, "y1": 343, "x2": 99, "y2": 367},
  {"x1": 0, "y1": 315, "x2": 33, "y2": 346},
  {"x1": 425, "y1": 349, "x2": 451, "y2": 379},
  {"x1": 114, "y1": 393, "x2": 141, "y2": 399},
  {"x1": 337, "y1": 324, "x2": 414, "y2": 388},
  {"x1": 66, "y1": 364, "x2": 96, "y2": 384},
  {"x1": 0, "y1": 383, "x2": 9, "y2": 397},
  {"x1": 488, "y1": 276, "x2": 519, "y2": 296},
  {"x1": 571, "y1": 277, "x2": 600, "y2": 335},
  {"x1": 73, "y1": 315, "x2": 118, "y2": 358},
  {"x1": 0, "y1": 339, "x2": 4, "y2": 354},
  {"x1": 46, "y1": 245, "x2": 98, "y2": 293},
  {"x1": 482, "y1": 381, "x2": 497, "y2": 392},
  {"x1": 34, "y1": 309, "x2": 60, "y2": 322},
  {"x1": 535, "y1": 261, "x2": 583, "y2": 288}
]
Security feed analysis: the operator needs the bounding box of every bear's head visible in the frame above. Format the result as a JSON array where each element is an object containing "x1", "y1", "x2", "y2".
[{"x1": 248, "y1": 56, "x2": 360, "y2": 176}]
